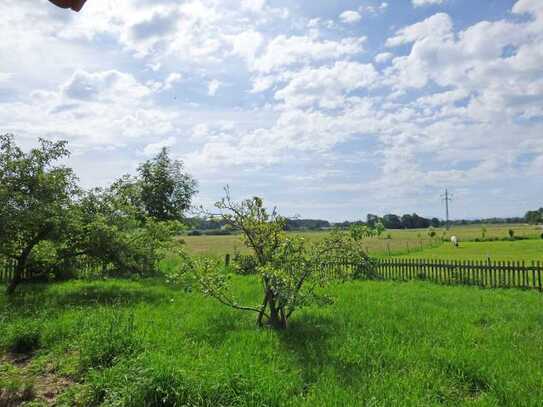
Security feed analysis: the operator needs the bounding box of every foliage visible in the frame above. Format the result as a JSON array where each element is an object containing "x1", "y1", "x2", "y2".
[
  {"x1": 508, "y1": 228, "x2": 515, "y2": 239},
  {"x1": 231, "y1": 251, "x2": 259, "y2": 275},
  {"x1": 428, "y1": 227, "x2": 437, "y2": 239},
  {"x1": 0, "y1": 134, "x2": 78, "y2": 294},
  {"x1": 350, "y1": 221, "x2": 385, "y2": 240},
  {"x1": 0, "y1": 136, "x2": 189, "y2": 293},
  {"x1": 176, "y1": 190, "x2": 369, "y2": 329},
  {"x1": 137, "y1": 147, "x2": 197, "y2": 221},
  {"x1": 524, "y1": 208, "x2": 543, "y2": 225},
  {"x1": 63, "y1": 188, "x2": 186, "y2": 278}
]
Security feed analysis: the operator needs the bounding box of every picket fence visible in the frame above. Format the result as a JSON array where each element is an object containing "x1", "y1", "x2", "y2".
[
  {"x1": 371, "y1": 258, "x2": 543, "y2": 291},
  {"x1": 2, "y1": 255, "x2": 543, "y2": 292}
]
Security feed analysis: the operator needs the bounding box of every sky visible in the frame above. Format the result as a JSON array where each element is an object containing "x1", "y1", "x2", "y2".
[{"x1": 1, "y1": 0, "x2": 542, "y2": 221}]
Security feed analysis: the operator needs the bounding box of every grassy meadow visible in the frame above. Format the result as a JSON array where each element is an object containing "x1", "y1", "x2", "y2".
[
  {"x1": 400, "y1": 239, "x2": 543, "y2": 262},
  {"x1": 1, "y1": 278, "x2": 542, "y2": 406},
  {"x1": 182, "y1": 224, "x2": 542, "y2": 257}
]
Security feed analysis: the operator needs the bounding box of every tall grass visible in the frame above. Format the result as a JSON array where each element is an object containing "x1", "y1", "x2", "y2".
[{"x1": 1, "y1": 278, "x2": 542, "y2": 405}]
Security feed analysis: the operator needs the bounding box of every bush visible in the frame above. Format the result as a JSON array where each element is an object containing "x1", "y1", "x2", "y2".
[
  {"x1": 3, "y1": 321, "x2": 41, "y2": 354},
  {"x1": 231, "y1": 253, "x2": 258, "y2": 275},
  {"x1": 187, "y1": 230, "x2": 202, "y2": 236}
]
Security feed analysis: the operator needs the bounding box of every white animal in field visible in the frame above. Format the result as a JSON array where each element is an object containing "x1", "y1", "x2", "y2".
[{"x1": 451, "y1": 236, "x2": 459, "y2": 247}]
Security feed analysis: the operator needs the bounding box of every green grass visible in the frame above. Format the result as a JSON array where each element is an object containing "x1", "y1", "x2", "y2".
[
  {"x1": 1, "y1": 278, "x2": 542, "y2": 406},
  {"x1": 182, "y1": 224, "x2": 542, "y2": 257},
  {"x1": 400, "y1": 240, "x2": 543, "y2": 262}
]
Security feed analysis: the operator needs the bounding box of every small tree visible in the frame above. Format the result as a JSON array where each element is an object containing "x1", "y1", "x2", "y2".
[
  {"x1": 177, "y1": 189, "x2": 368, "y2": 329},
  {"x1": 508, "y1": 229, "x2": 515, "y2": 240},
  {"x1": 481, "y1": 226, "x2": 487, "y2": 241},
  {"x1": 374, "y1": 221, "x2": 385, "y2": 238},
  {"x1": 138, "y1": 148, "x2": 197, "y2": 221},
  {"x1": 428, "y1": 227, "x2": 436, "y2": 240},
  {"x1": 0, "y1": 134, "x2": 78, "y2": 294}
]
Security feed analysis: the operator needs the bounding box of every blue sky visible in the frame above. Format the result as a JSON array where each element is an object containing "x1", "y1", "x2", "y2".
[{"x1": 1, "y1": 0, "x2": 542, "y2": 221}]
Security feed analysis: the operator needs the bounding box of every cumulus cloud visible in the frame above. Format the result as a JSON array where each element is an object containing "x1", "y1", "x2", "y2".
[
  {"x1": 143, "y1": 136, "x2": 176, "y2": 157},
  {"x1": 374, "y1": 52, "x2": 393, "y2": 64},
  {"x1": 252, "y1": 35, "x2": 366, "y2": 73},
  {"x1": 412, "y1": 0, "x2": 446, "y2": 7},
  {"x1": 339, "y1": 10, "x2": 362, "y2": 24},
  {"x1": 386, "y1": 13, "x2": 453, "y2": 47},
  {"x1": 208, "y1": 79, "x2": 222, "y2": 96},
  {"x1": 274, "y1": 62, "x2": 378, "y2": 109}
]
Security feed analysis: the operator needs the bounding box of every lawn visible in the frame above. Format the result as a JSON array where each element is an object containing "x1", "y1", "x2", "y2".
[
  {"x1": 1, "y1": 278, "x2": 542, "y2": 406},
  {"x1": 400, "y1": 240, "x2": 543, "y2": 262},
  {"x1": 182, "y1": 224, "x2": 542, "y2": 257}
]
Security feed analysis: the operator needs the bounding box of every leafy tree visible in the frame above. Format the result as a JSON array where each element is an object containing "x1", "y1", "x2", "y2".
[
  {"x1": 525, "y1": 209, "x2": 543, "y2": 225},
  {"x1": 137, "y1": 148, "x2": 197, "y2": 221},
  {"x1": 382, "y1": 214, "x2": 402, "y2": 229},
  {"x1": 62, "y1": 186, "x2": 184, "y2": 278},
  {"x1": 481, "y1": 226, "x2": 487, "y2": 241},
  {"x1": 374, "y1": 221, "x2": 385, "y2": 238},
  {"x1": 177, "y1": 189, "x2": 369, "y2": 329},
  {"x1": 430, "y1": 217, "x2": 441, "y2": 228},
  {"x1": 366, "y1": 214, "x2": 380, "y2": 228},
  {"x1": 0, "y1": 134, "x2": 78, "y2": 294},
  {"x1": 428, "y1": 227, "x2": 436, "y2": 240}
]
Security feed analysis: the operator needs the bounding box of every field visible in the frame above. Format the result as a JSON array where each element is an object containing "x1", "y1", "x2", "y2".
[
  {"x1": 401, "y1": 240, "x2": 543, "y2": 262},
  {"x1": 182, "y1": 224, "x2": 543, "y2": 257},
  {"x1": 1, "y1": 278, "x2": 542, "y2": 406}
]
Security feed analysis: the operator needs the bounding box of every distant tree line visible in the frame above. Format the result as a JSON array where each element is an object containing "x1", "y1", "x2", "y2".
[
  {"x1": 187, "y1": 217, "x2": 331, "y2": 233},
  {"x1": 524, "y1": 208, "x2": 543, "y2": 225}
]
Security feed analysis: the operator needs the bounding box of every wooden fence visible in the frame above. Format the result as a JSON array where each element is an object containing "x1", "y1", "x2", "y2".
[
  {"x1": 0, "y1": 258, "x2": 35, "y2": 283},
  {"x1": 371, "y1": 258, "x2": 543, "y2": 291}
]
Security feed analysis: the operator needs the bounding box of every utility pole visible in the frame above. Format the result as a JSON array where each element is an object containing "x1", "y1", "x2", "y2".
[{"x1": 441, "y1": 189, "x2": 453, "y2": 230}]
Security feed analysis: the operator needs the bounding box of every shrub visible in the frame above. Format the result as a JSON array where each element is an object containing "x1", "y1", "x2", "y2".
[
  {"x1": 231, "y1": 253, "x2": 258, "y2": 275},
  {"x1": 187, "y1": 230, "x2": 202, "y2": 236}
]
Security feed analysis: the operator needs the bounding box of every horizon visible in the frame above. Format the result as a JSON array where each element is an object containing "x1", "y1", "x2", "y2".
[{"x1": 1, "y1": 0, "x2": 542, "y2": 221}]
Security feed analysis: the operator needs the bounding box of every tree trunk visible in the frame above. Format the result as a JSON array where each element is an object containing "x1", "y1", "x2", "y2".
[
  {"x1": 6, "y1": 258, "x2": 26, "y2": 295},
  {"x1": 256, "y1": 293, "x2": 269, "y2": 327},
  {"x1": 268, "y1": 299, "x2": 287, "y2": 330}
]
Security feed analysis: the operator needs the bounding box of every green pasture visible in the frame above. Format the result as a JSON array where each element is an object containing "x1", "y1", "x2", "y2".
[
  {"x1": 182, "y1": 224, "x2": 542, "y2": 257},
  {"x1": 1, "y1": 278, "x2": 542, "y2": 406},
  {"x1": 400, "y1": 240, "x2": 543, "y2": 262}
]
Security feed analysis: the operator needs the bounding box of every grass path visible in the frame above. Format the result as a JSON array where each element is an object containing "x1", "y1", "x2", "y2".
[{"x1": 1, "y1": 278, "x2": 542, "y2": 405}]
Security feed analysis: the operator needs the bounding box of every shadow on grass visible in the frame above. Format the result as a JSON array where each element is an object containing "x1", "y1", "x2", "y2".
[
  {"x1": 277, "y1": 314, "x2": 363, "y2": 392},
  {"x1": 187, "y1": 309, "x2": 250, "y2": 347},
  {"x1": 2, "y1": 282, "x2": 166, "y2": 312}
]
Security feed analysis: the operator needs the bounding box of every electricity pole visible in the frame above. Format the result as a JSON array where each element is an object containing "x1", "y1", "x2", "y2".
[{"x1": 441, "y1": 189, "x2": 453, "y2": 230}]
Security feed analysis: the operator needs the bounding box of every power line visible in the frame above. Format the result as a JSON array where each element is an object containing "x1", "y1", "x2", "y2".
[{"x1": 441, "y1": 189, "x2": 453, "y2": 230}]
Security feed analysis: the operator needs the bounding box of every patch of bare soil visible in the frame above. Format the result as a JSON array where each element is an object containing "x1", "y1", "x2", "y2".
[{"x1": 0, "y1": 354, "x2": 75, "y2": 407}]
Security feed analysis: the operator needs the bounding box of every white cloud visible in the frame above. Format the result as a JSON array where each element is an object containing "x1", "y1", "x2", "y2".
[
  {"x1": 386, "y1": 13, "x2": 453, "y2": 47},
  {"x1": 412, "y1": 0, "x2": 446, "y2": 7},
  {"x1": 375, "y1": 52, "x2": 393, "y2": 64},
  {"x1": 339, "y1": 10, "x2": 362, "y2": 24},
  {"x1": 274, "y1": 61, "x2": 379, "y2": 109},
  {"x1": 208, "y1": 79, "x2": 222, "y2": 96},
  {"x1": 252, "y1": 35, "x2": 366, "y2": 73},
  {"x1": 143, "y1": 136, "x2": 176, "y2": 157}
]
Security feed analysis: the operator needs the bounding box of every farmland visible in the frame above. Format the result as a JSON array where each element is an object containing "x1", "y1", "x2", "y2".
[
  {"x1": 182, "y1": 224, "x2": 543, "y2": 257},
  {"x1": 1, "y1": 278, "x2": 542, "y2": 406}
]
